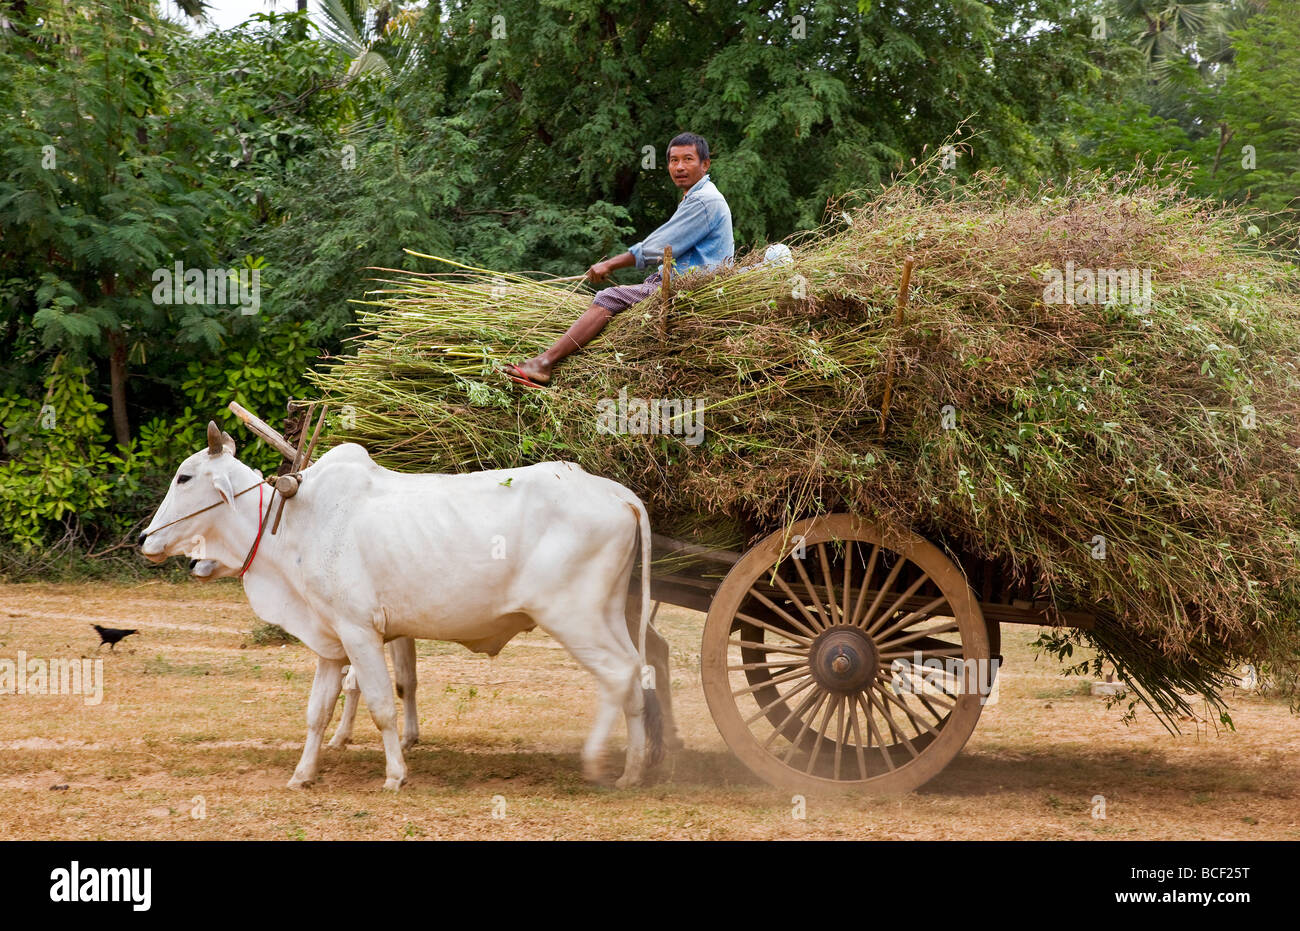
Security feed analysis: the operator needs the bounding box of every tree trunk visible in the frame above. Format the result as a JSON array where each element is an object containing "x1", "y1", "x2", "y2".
[{"x1": 107, "y1": 330, "x2": 130, "y2": 449}]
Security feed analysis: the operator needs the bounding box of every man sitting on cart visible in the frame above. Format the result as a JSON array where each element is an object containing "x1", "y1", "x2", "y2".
[{"x1": 505, "y1": 132, "x2": 734, "y2": 387}]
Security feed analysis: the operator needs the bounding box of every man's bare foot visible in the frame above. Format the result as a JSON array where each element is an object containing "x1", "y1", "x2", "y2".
[{"x1": 507, "y1": 357, "x2": 551, "y2": 385}]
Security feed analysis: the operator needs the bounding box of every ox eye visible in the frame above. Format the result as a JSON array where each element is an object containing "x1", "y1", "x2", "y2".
[{"x1": 177, "y1": 474, "x2": 192, "y2": 484}]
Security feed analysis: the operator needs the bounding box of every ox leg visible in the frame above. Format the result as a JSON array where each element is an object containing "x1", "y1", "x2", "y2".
[
  {"x1": 289, "y1": 656, "x2": 346, "y2": 788},
  {"x1": 326, "y1": 666, "x2": 361, "y2": 750},
  {"x1": 625, "y1": 593, "x2": 682, "y2": 753},
  {"x1": 340, "y1": 627, "x2": 407, "y2": 791},
  {"x1": 389, "y1": 637, "x2": 419, "y2": 751},
  {"x1": 544, "y1": 607, "x2": 644, "y2": 787},
  {"x1": 615, "y1": 664, "x2": 649, "y2": 789}
]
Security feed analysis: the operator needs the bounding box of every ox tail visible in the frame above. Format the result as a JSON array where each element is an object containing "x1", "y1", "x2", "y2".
[{"x1": 628, "y1": 494, "x2": 664, "y2": 769}]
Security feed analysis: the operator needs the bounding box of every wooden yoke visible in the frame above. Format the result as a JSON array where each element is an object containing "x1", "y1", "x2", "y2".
[
  {"x1": 228, "y1": 400, "x2": 298, "y2": 459},
  {"x1": 227, "y1": 400, "x2": 330, "y2": 535}
]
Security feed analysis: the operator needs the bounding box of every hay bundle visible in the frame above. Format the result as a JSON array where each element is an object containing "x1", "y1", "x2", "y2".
[{"x1": 309, "y1": 170, "x2": 1300, "y2": 723}]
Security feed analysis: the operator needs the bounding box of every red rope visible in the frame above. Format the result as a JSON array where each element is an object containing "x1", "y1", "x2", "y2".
[{"x1": 239, "y1": 483, "x2": 270, "y2": 578}]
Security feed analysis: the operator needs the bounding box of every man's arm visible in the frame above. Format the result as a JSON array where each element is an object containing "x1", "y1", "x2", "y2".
[
  {"x1": 587, "y1": 251, "x2": 636, "y2": 283},
  {"x1": 627, "y1": 196, "x2": 714, "y2": 271}
]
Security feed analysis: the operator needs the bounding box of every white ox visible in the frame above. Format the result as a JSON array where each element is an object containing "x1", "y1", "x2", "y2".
[{"x1": 141, "y1": 422, "x2": 672, "y2": 789}]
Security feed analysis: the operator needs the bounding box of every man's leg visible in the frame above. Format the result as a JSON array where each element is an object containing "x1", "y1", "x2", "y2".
[
  {"x1": 510, "y1": 271, "x2": 662, "y2": 385},
  {"x1": 512, "y1": 302, "x2": 613, "y2": 385}
]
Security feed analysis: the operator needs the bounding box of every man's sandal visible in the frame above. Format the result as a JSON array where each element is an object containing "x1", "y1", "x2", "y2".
[{"x1": 502, "y1": 363, "x2": 549, "y2": 389}]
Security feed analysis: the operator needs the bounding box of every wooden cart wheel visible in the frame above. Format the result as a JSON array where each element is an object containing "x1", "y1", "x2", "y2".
[{"x1": 701, "y1": 514, "x2": 993, "y2": 794}]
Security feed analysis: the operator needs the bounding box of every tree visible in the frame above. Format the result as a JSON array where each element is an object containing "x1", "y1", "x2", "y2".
[
  {"x1": 1113, "y1": 0, "x2": 1230, "y2": 78},
  {"x1": 426, "y1": 0, "x2": 1129, "y2": 250},
  {"x1": 0, "y1": 0, "x2": 226, "y2": 446},
  {"x1": 1201, "y1": 0, "x2": 1300, "y2": 239}
]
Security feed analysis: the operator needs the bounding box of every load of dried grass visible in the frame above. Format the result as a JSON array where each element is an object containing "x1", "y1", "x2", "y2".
[{"x1": 309, "y1": 169, "x2": 1300, "y2": 724}]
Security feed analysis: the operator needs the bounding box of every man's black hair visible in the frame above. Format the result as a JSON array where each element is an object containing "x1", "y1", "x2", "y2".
[{"x1": 668, "y1": 132, "x2": 710, "y2": 163}]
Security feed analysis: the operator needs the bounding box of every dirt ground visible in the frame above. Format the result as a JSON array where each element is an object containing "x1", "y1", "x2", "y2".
[{"x1": 0, "y1": 578, "x2": 1295, "y2": 840}]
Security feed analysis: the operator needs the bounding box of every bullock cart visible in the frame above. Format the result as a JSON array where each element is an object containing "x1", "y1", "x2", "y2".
[{"x1": 230, "y1": 400, "x2": 1094, "y2": 797}]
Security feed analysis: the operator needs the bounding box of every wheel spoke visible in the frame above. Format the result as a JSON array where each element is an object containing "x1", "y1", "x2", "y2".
[
  {"x1": 731, "y1": 665, "x2": 810, "y2": 698},
  {"x1": 780, "y1": 689, "x2": 830, "y2": 762},
  {"x1": 842, "y1": 539, "x2": 854, "y2": 625},
  {"x1": 875, "y1": 619, "x2": 960, "y2": 653},
  {"x1": 727, "y1": 659, "x2": 810, "y2": 673},
  {"x1": 855, "y1": 691, "x2": 894, "y2": 771},
  {"x1": 743, "y1": 675, "x2": 817, "y2": 727},
  {"x1": 869, "y1": 686, "x2": 920, "y2": 758},
  {"x1": 878, "y1": 682, "x2": 941, "y2": 739},
  {"x1": 850, "y1": 543, "x2": 880, "y2": 626},
  {"x1": 855, "y1": 555, "x2": 907, "y2": 630},
  {"x1": 865, "y1": 572, "x2": 934, "y2": 638},
  {"x1": 833, "y1": 695, "x2": 849, "y2": 780},
  {"x1": 744, "y1": 587, "x2": 820, "y2": 641},
  {"x1": 805, "y1": 693, "x2": 841, "y2": 774},
  {"x1": 877, "y1": 645, "x2": 965, "y2": 661},
  {"x1": 847, "y1": 694, "x2": 867, "y2": 779},
  {"x1": 817, "y1": 543, "x2": 841, "y2": 625},
  {"x1": 914, "y1": 691, "x2": 949, "y2": 721},
  {"x1": 767, "y1": 571, "x2": 824, "y2": 636},
  {"x1": 728, "y1": 638, "x2": 810, "y2": 655},
  {"x1": 871, "y1": 591, "x2": 948, "y2": 643},
  {"x1": 761, "y1": 684, "x2": 824, "y2": 751},
  {"x1": 880, "y1": 667, "x2": 958, "y2": 707},
  {"x1": 791, "y1": 552, "x2": 830, "y2": 631},
  {"x1": 736, "y1": 609, "x2": 814, "y2": 647}
]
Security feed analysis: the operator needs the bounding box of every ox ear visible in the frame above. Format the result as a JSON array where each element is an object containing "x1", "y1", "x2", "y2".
[
  {"x1": 221, "y1": 430, "x2": 236, "y2": 456},
  {"x1": 211, "y1": 470, "x2": 236, "y2": 507},
  {"x1": 207, "y1": 420, "x2": 224, "y2": 456}
]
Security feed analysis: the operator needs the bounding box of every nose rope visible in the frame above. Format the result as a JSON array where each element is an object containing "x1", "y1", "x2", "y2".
[{"x1": 141, "y1": 479, "x2": 271, "y2": 537}]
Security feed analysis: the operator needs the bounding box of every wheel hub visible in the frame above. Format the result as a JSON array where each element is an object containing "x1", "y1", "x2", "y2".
[{"x1": 809, "y1": 626, "x2": 880, "y2": 694}]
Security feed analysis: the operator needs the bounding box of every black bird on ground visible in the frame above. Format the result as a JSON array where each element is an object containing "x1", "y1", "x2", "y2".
[{"x1": 92, "y1": 624, "x2": 137, "y2": 651}]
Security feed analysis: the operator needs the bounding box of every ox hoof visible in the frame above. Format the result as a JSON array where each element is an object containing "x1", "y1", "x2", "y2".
[
  {"x1": 287, "y1": 774, "x2": 317, "y2": 789},
  {"x1": 582, "y1": 755, "x2": 615, "y2": 786},
  {"x1": 383, "y1": 775, "x2": 407, "y2": 791},
  {"x1": 614, "y1": 772, "x2": 643, "y2": 790},
  {"x1": 401, "y1": 735, "x2": 418, "y2": 752},
  {"x1": 326, "y1": 736, "x2": 349, "y2": 750}
]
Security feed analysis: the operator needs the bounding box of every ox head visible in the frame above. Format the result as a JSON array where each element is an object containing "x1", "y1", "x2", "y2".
[{"x1": 138, "y1": 420, "x2": 255, "y2": 565}]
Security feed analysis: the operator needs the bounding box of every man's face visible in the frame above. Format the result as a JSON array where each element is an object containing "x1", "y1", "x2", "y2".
[{"x1": 668, "y1": 144, "x2": 709, "y2": 191}]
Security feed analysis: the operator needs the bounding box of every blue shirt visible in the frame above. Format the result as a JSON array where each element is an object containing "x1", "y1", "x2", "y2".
[{"x1": 628, "y1": 174, "x2": 734, "y2": 275}]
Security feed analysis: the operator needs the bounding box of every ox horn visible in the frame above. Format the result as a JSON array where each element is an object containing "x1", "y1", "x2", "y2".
[{"x1": 207, "y1": 420, "x2": 224, "y2": 455}]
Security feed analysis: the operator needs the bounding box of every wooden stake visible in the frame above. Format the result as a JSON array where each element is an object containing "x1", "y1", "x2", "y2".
[
  {"x1": 879, "y1": 257, "x2": 915, "y2": 437},
  {"x1": 302, "y1": 402, "x2": 329, "y2": 464},
  {"x1": 659, "y1": 245, "x2": 673, "y2": 340},
  {"x1": 272, "y1": 402, "x2": 315, "y2": 535}
]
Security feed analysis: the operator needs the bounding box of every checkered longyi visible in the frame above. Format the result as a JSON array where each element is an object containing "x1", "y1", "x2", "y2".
[{"x1": 591, "y1": 271, "x2": 664, "y2": 315}]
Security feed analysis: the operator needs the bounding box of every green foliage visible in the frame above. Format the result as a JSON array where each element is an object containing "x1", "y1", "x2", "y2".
[
  {"x1": 0, "y1": 318, "x2": 319, "y2": 559},
  {"x1": 1206, "y1": 0, "x2": 1300, "y2": 239},
  {"x1": 1082, "y1": 0, "x2": 1298, "y2": 241},
  {"x1": 0, "y1": 0, "x2": 228, "y2": 361},
  {"x1": 431, "y1": 0, "x2": 1128, "y2": 248},
  {"x1": 0, "y1": 357, "x2": 121, "y2": 550}
]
